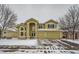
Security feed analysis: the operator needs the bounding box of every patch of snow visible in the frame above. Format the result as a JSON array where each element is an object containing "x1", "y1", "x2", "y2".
[
  {"x1": 7, "y1": 28, "x2": 16, "y2": 31},
  {"x1": 38, "y1": 29, "x2": 59, "y2": 31},
  {"x1": 0, "y1": 39, "x2": 38, "y2": 46}
]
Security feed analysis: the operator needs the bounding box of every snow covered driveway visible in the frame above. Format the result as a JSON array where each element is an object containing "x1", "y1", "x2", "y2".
[{"x1": 63, "y1": 39, "x2": 79, "y2": 45}]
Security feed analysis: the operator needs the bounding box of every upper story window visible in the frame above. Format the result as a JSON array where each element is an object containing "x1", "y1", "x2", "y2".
[
  {"x1": 21, "y1": 27, "x2": 23, "y2": 30},
  {"x1": 48, "y1": 24, "x2": 55, "y2": 29},
  {"x1": 39, "y1": 24, "x2": 44, "y2": 29},
  {"x1": 32, "y1": 26, "x2": 35, "y2": 30},
  {"x1": 39, "y1": 25, "x2": 42, "y2": 28}
]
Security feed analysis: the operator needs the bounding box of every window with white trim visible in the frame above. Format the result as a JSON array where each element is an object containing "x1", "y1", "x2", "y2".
[
  {"x1": 21, "y1": 32, "x2": 23, "y2": 36},
  {"x1": 32, "y1": 32, "x2": 35, "y2": 36},
  {"x1": 48, "y1": 24, "x2": 55, "y2": 29},
  {"x1": 21, "y1": 27, "x2": 23, "y2": 30}
]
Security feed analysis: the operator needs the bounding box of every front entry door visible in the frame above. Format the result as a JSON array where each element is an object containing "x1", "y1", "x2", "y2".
[{"x1": 31, "y1": 32, "x2": 35, "y2": 39}]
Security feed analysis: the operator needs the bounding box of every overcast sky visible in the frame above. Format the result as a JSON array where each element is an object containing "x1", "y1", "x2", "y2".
[{"x1": 9, "y1": 4, "x2": 72, "y2": 24}]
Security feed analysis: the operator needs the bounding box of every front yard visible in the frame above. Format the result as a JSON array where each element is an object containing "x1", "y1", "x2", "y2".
[{"x1": 0, "y1": 38, "x2": 79, "y2": 54}]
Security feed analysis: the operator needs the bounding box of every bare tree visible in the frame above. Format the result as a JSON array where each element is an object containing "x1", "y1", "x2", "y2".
[
  {"x1": 0, "y1": 4, "x2": 17, "y2": 38},
  {"x1": 59, "y1": 5, "x2": 79, "y2": 40}
]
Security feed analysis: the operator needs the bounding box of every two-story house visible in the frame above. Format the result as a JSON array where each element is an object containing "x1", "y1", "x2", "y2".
[{"x1": 17, "y1": 18, "x2": 62, "y2": 39}]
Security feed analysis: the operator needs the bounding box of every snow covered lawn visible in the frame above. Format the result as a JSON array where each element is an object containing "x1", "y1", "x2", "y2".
[
  {"x1": 0, "y1": 39, "x2": 79, "y2": 54},
  {"x1": 0, "y1": 39, "x2": 38, "y2": 46}
]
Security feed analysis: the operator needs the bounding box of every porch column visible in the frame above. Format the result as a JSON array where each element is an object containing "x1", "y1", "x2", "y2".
[
  {"x1": 35, "y1": 23, "x2": 38, "y2": 39},
  {"x1": 27, "y1": 23, "x2": 30, "y2": 39}
]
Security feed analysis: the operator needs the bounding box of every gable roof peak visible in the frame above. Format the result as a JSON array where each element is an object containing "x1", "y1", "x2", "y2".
[
  {"x1": 25, "y1": 18, "x2": 39, "y2": 23},
  {"x1": 45, "y1": 19, "x2": 58, "y2": 24}
]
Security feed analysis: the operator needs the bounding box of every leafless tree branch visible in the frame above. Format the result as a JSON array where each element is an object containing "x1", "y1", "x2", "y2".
[
  {"x1": 59, "y1": 5, "x2": 79, "y2": 40},
  {"x1": 0, "y1": 4, "x2": 17, "y2": 38}
]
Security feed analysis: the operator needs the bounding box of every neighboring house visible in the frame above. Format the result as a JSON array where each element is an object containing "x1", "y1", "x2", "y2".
[
  {"x1": 62, "y1": 30, "x2": 79, "y2": 39},
  {"x1": 17, "y1": 18, "x2": 63, "y2": 39},
  {"x1": 2, "y1": 28, "x2": 17, "y2": 39}
]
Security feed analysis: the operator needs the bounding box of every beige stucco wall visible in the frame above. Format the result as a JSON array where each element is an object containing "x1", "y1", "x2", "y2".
[
  {"x1": 37, "y1": 31, "x2": 62, "y2": 39},
  {"x1": 37, "y1": 20, "x2": 62, "y2": 39},
  {"x1": 3, "y1": 31, "x2": 17, "y2": 38}
]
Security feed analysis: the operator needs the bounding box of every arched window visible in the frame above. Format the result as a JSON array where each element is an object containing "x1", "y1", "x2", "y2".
[{"x1": 21, "y1": 27, "x2": 23, "y2": 30}]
